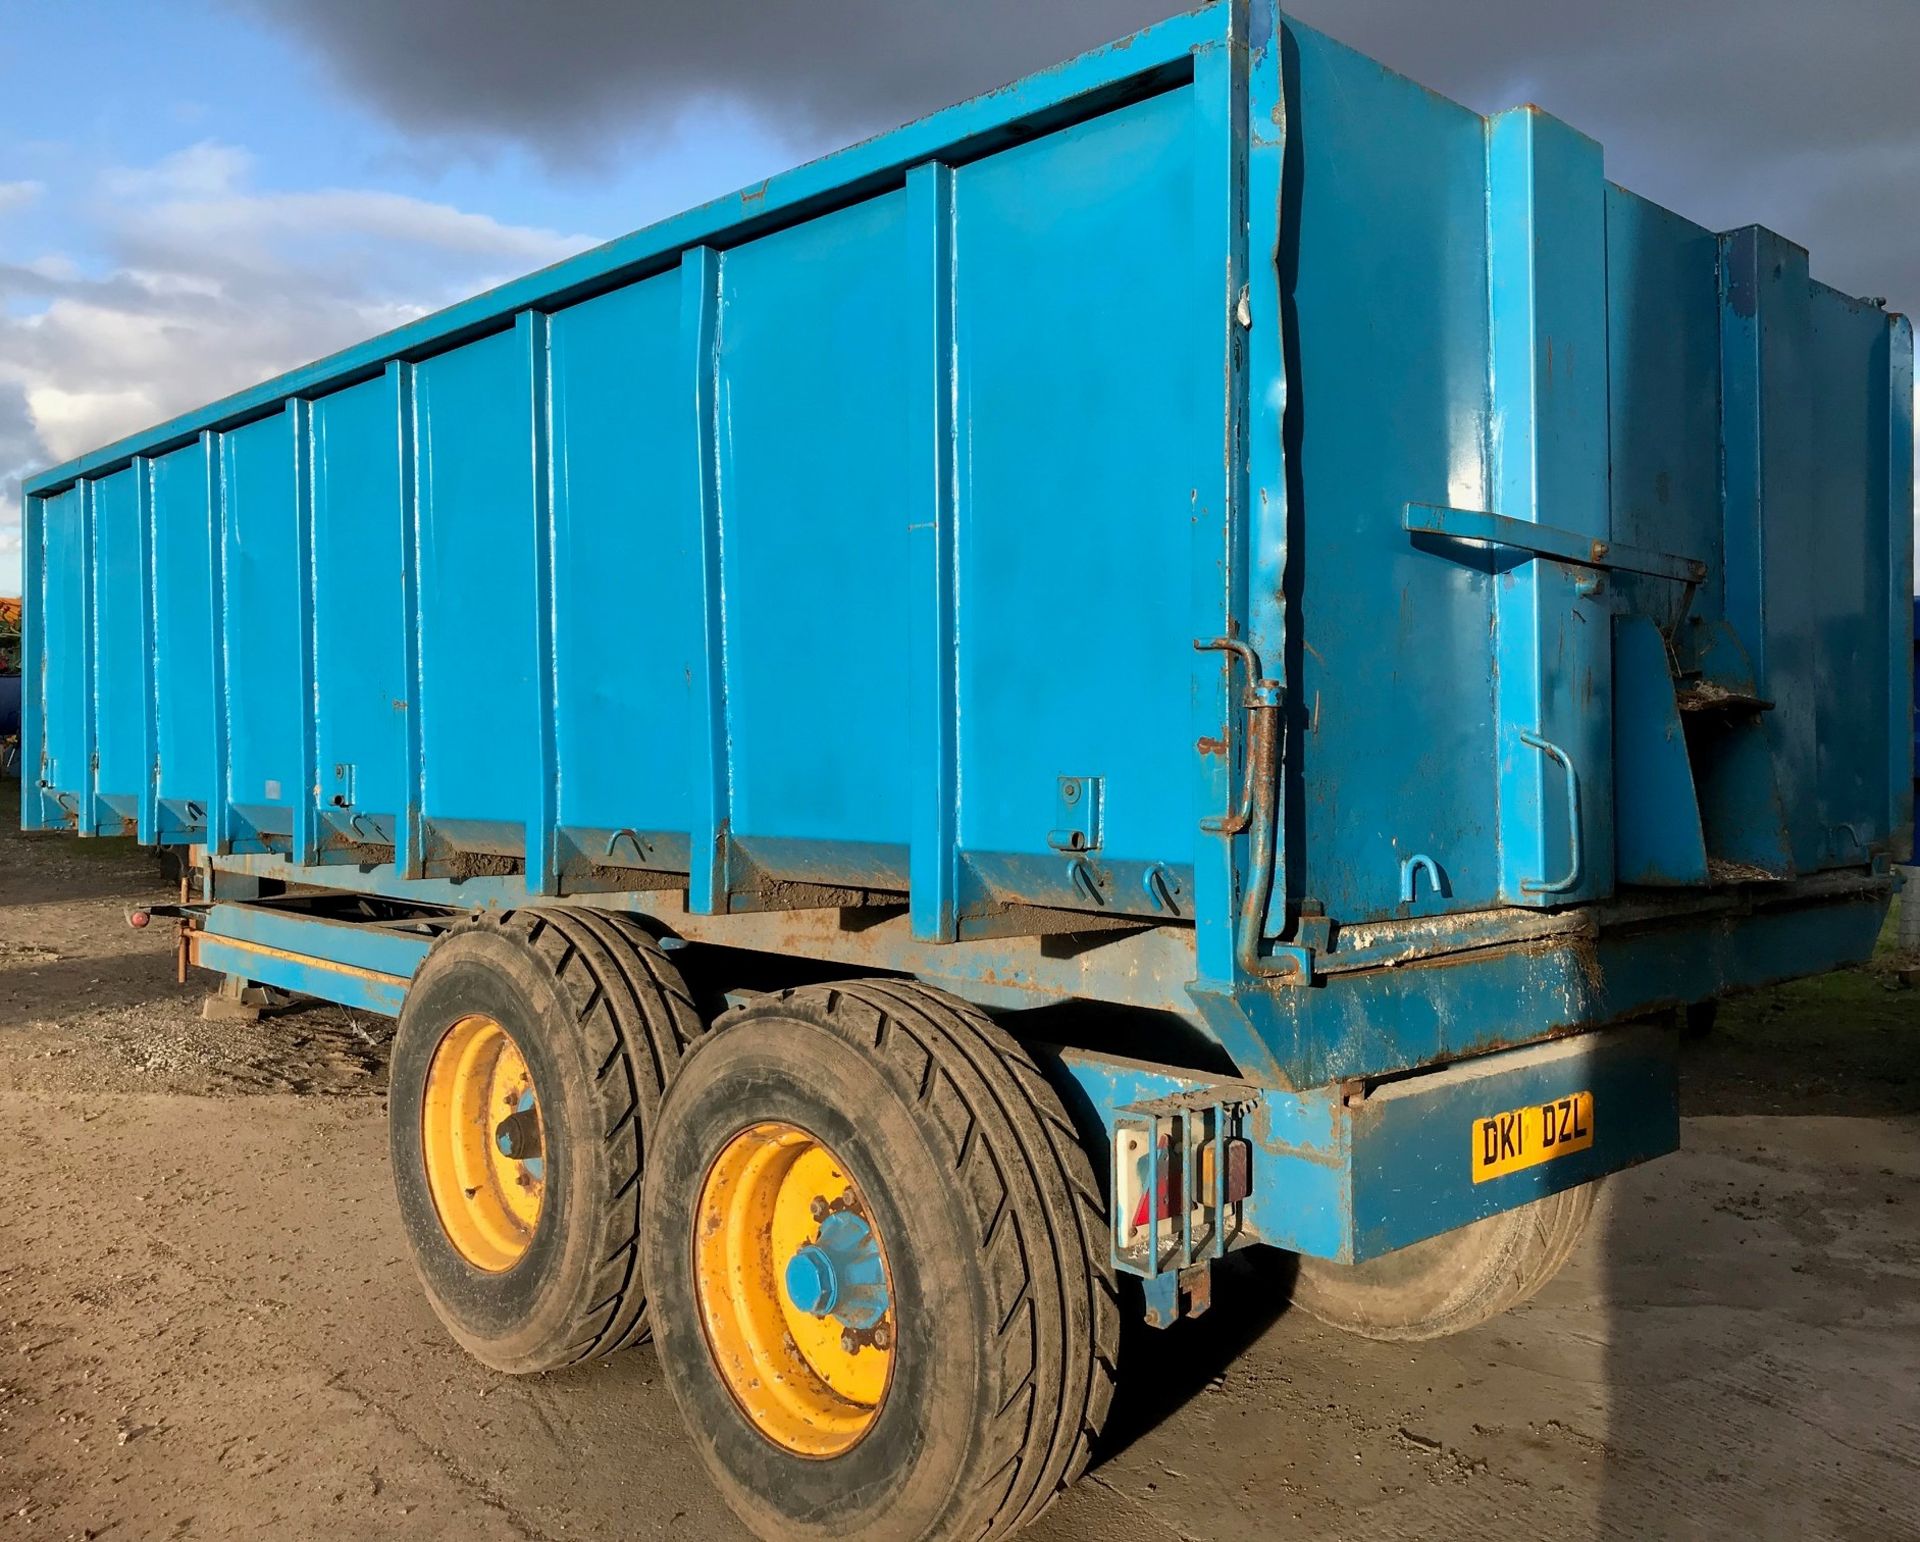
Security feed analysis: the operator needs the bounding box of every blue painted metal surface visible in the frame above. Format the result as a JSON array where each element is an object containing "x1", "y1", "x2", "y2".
[
  {"x1": 1041, "y1": 1022, "x2": 1674, "y2": 1264},
  {"x1": 188, "y1": 901, "x2": 430, "y2": 1016},
  {"x1": 19, "y1": 2, "x2": 1913, "y2": 1105}
]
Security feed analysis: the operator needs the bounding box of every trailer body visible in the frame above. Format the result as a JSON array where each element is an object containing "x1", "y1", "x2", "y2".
[{"x1": 19, "y1": 4, "x2": 1913, "y2": 1279}]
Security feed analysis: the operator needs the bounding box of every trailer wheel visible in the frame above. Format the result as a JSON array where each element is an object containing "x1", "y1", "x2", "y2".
[
  {"x1": 1290, "y1": 1181, "x2": 1600, "y2": 1342},
  {"x1": 389, "y1": 906, "x2": 700, "y2": 1373},
  {"x1": 641, "y1": 981, "x2": 1118, "y2": 1542}
]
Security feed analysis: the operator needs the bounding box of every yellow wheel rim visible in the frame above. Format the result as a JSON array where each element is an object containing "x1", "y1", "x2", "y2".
[
  {"x1": 421, "y1": 1014, "x2": 546, "y2": 1272},
  {"x1": 694, "y1": 1122, "x2": 894, "y2": 1457}
]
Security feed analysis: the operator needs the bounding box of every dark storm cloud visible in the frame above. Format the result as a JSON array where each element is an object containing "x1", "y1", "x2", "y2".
[
  {"x1": 230, "y1": 0, "x2": 1920, "y2": 314},
  {"x1": 229, "y1": 1, "x2": 1181, "y2": 155}
]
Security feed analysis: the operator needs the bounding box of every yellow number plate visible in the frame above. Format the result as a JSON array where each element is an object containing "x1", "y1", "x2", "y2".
[{"x1": 1471, "y1": 1091, "x2": 1594, "y2": 1183}]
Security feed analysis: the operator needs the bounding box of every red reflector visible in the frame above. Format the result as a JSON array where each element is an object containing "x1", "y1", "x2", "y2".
[{"x1": 1130, "y1": 1140, "x2": 1183, "y2": 1228}]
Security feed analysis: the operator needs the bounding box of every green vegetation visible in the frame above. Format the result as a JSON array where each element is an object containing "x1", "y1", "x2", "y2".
[{"x1": 1684, "y1": 900, "x2": 1918, "y2": 1117}]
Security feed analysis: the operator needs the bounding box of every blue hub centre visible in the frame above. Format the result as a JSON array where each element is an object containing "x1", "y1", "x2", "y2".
[{"x1": 782, "y1": 1209, "x2": 889, "y2": 1331}]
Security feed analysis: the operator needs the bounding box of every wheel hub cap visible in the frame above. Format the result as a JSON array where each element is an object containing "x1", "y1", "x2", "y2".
[{"x1": 782, "y1": 1210, "x2": 888, "y2": 1328}]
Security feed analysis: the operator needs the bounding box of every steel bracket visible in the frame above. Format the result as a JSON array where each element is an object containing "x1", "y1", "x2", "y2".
[
  {"x1": 1047, "y1": 775, "x2": 1102, "y2": 853},
  {"x1": 1403, "y1": 502, "x2": 1707, "y2": 585}
]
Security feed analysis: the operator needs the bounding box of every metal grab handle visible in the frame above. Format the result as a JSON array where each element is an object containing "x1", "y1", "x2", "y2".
[
  {"x1": 1194, "y1": 638, "x2": 1281, "y2": 836},
  {"x1": 1194, "y1": 637, "x2": 1294, "y2": 978},
  {"x1": 1517, "y1": 730, "x2": 1583, "y2": 896}
]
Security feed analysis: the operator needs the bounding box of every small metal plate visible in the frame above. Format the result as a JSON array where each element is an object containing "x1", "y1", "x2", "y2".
[{"x1": 1047, "y1": 775, "x2": 1102, "y2": 853}]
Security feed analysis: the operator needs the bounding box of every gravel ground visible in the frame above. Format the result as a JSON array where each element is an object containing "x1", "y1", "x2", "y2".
[{"x1": 1, "y1": 788, "x2": 1916, "y2": 1541}]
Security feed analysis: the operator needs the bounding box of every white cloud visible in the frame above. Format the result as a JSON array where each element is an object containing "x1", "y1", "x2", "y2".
[
  {"x1": 0, "y1": 140, "x2": 599, "y2": 591},
  {"x1": 101, "y1": 142, "x2": 252, "y2": 201},
  {"x1": 0, "y1": 180, "x2": 44, "y2": 217},
  {"x1": 23, "y1": 381, "x2": 169, "y2": 464},
  {"x1": 19, "y1": 253, "x2": 78, "y2": 283}
]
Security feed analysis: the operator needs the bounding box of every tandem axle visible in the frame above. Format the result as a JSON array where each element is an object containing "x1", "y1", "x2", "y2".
[{"x1": 158, "y1": 888, "x2": 1678, "y2": 1323}]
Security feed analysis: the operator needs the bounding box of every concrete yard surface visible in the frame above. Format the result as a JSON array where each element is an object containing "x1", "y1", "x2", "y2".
[{"x1": 2, "y1": 801, "x2": 1916, "y2": 1541}]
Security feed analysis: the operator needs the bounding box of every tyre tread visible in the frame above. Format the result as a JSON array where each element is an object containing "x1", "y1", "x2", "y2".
[
  {"x1": 470, "y1": 905, "x2": 699, "y2": 1365},
  {"x1": 1293, "y1": 1179, "x2": 1602, "y2": 1342}
]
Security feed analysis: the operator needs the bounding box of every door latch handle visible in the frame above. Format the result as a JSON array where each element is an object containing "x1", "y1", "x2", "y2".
[
  {"x1": 1194, "y1": 638, "x2": 1282, "y2": 836},
  {"x1": 1517, "y1": 730, "x2": 1583, "y2": 896}
]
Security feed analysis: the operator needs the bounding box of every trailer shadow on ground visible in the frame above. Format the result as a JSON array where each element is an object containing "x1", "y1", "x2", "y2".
[{"x1": 1095, "y1": 1250, "x2": 1301, "y2": 1467}]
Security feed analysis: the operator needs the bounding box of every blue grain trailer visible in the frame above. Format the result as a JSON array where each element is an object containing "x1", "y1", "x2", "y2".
[{"x1": 20, "y1": 5, "x2": 1914, "y2": 1538}]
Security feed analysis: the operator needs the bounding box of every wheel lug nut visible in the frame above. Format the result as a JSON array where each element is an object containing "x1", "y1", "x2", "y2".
[
  {"x1": 809, "y1": 1196, "x2": 830, "y2": 1222},
  {"x1": 840, "y1": 1329, "x2": 858, "y2": 1354},
  {"x1": 871, "y1": 1324, "x2": 891, "y2": 1350}
]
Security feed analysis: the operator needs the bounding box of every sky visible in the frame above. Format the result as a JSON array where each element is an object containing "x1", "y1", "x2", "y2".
[{"x1": 1, "y1": 0, "x2": 1915, "y2": 596}]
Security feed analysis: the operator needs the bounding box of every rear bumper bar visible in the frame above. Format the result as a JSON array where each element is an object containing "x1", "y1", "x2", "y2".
[{"x1": 1048, "y1": 1022, "x2": 1676, "y2": 1267}]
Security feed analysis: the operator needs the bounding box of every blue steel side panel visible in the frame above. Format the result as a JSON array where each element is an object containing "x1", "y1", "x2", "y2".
[
  {"x1": 220, "y1": 413, "x2": 301, "y2": 839},
  {"x1": 906, "y1": 161, "x2": 960, "y2": 941},
  {"x1": 394, "y1": 361, "x2": 425, "y2": 877},
  {"x1": 38, "y1": 485, "x2": 87, "y2": 819},
  {"x1": 134, "y1": 459, "x2": 160, "y2": 843},
  {"x1": 1808, "y1": 288, "x2": 1896, "y2": 867},
  {"x1": 18, "y1": 493, "x2": 46, "y2": 828},
  {"x1": 1195, "y1": 26, "x2": 1256, "y2": 973},
  {"x1": 1894, "y1": 322, "x2": 1916, "y2": 862},
  {"x1": 89, "y1": 465, "x2": 146, "y2": 828},
  {"x1": 682, "y1": 248, "x2": 728, "y2": 913},
  {"x1": 1603, "y1": 188, "x2": 1723, "y2": 619},
  {"x1": 1720, "y1": 228, "x2": 1822, "y2": 876},
  {"x1": 311, "y1": 375, "x2": 410, "y2": 838},
  {"x1": 547, "y1": 274, "x2": 698, "y2": 851},
  {"x1": 414, "y1": 328, "x2": 536, "y2": 846},
  {"x1": 1277, "y1": 24, "x2": 1499, "y2": 923},
  {"x1": 953, "y1": 88, "x2": 1198, "y2": 904},
  {"x1": 719, "y1": 193, "x2": 913, "y2": 876},
  {"x1": 150, "y1": 439, "x2": 215, "y2": 833},
  {"x1": 1612, "y1": 613, "x2": 1709, "y2": 885},
  {"x1": 288, "y1": 399, "x2": 319, "y2": 866},
  {"x1": 1602, "y1": 187, "x2": 1724, "y2": 886},
  {"x1": 1487, "y1": 108, "x2": 1613, "y2": 907},
  {"x1": 522, "y1": 310, "x2": 558, "y2": 893}
]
